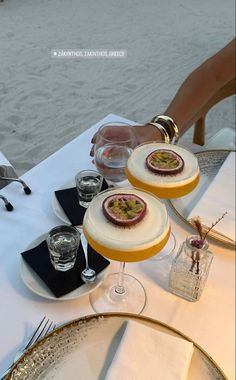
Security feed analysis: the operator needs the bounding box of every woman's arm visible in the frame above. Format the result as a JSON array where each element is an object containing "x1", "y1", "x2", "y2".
[
  {"x1": 134, "y1": 38, "x2": 236, "y2": 144},
  {"x1": 91, "y1": 38, "x2": 235, "y2": 152},
  {"x1": 164, "y1": 38, "x2": 236, "y2": 136}
]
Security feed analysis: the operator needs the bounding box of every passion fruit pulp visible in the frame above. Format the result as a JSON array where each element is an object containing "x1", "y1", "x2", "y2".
[
  {"x1": 146, "y1": 149, "x2": 184, "y2": 175},
  {"x1": 102, "y1": 193, "x2": 147, "y2": 226}
]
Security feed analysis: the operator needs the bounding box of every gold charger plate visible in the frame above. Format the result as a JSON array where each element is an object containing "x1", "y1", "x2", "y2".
[
  {"x1": 168, "y1": 150, "x2": 235, "y2": 249},
  {"x1": 7, "y1": 312, "x2": 226, "y2": 379}
]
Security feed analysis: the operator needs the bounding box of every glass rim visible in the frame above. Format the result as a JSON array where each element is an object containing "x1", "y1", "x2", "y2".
[
  {"x1": 128, "y1": 141, "x2": 200, "y2": 182},
  {"x1": 84, "y1": 186, "x2": 169, "y2": 225},
  {"x1": 83, "y1": 186, "x2": 170, "y2": 248},
  {"x1": 134, "y1": 141, "x2": 197, "y2": 154},
  {"x1": 86, "y1": 185, "x2": 167, "y2": 202},
  {"x1": 96, "y1": 121, "x2": 136, "y2": 144},
  {"x1": 75, "y1": 169, "x2": 103, "y2": 178},
  {"x1": 186, "y1": 235, "x2": 209, "y2": 251},
  {"x1": 47, "y1": 225, "x2": 80, "y2": 237}
]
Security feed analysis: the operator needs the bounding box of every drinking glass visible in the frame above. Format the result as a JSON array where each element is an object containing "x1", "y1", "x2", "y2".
[
  {"x1": 94, "y1": 122, "x2": 137, "y2": 185},
  {"x1": 75, "y1": 169, "x2": 103, "y2": 208},
  {"x1": 83, "y1": 187, "x2": 170, "y2": 313},
  {"x1": 46, "y1": 225, "x2": 80, "y2": 272}
]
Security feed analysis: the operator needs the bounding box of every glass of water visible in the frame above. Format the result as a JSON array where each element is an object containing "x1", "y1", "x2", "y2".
[
  {"x1": 46, "y1": 225, "x2": 80, "y2": 271},
  {"x1": 94, "y1": 122, "x2": 137, "y2": 185},
  {"x1": 75, "y1": 169, "x2": 103, "y2": 208}
]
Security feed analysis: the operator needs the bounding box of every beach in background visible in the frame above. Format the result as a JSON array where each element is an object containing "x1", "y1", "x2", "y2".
[{"x1": 0, "y1": 0, "x2": 235, "y2": 176}]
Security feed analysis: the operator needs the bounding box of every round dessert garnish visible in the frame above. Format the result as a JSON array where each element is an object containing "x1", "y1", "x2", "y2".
[
  {"x1": 146, "y1": 149, "x2": 184, "y2": 175},
  {"x1": 102, "y1": 193, "x2": 147, "y2": 226}
]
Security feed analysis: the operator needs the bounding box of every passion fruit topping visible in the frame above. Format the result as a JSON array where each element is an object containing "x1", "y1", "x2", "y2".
[
  {"x1": 102, "y1": 193, "x2": 147, "y2": 226},
  {"x1": 146, "y1": 149, "x2": 184, "y2": 175}
]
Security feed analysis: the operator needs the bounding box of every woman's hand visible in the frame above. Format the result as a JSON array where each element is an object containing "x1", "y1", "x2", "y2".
[
  {"x1": 134, "y1": 123, "x2": 163, "y2": 144},
  {"x1": 90, "y1": 123, "x2": 163, "y2": 156}
]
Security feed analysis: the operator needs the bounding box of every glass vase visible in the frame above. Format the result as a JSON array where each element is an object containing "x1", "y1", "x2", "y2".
[{"x1": 169, "y1": 235, "x2": 213, "y2": 302}]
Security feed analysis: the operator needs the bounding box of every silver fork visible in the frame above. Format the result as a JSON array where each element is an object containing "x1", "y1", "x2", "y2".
[{"x1": 1, "y1": 316, "x2": 54, "y2": 379}]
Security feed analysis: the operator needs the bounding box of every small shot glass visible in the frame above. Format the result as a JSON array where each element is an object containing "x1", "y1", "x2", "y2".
[
  {"x1": 75, "y1": 169, "x2": 103, "y2": 208},
  {"x1": 46, "y1": 225, "x2": 80, "y2": 272}
]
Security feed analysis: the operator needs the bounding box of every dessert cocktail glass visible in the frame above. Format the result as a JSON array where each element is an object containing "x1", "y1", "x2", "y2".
[
  {"x1": 83, "y1": 187, "x2": 170, "y2": 314},
  {"x1": 126, "y1": 142, "x2": 200, "y2": 260},
  {"x1": 126, "y1": 142, "x2": 200, "y2": 199}
]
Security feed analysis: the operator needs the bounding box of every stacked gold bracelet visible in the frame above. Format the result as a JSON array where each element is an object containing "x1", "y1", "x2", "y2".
[
  {"x1": 148, "y1": 122, "x2": 170, "y2": 143},
  {"x1": 150, "y1": 114, "x2": 179, "y2": 144}
]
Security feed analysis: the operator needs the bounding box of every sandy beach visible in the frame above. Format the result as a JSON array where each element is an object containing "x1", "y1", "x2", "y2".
[{"x1": 0, "y1": 0, "x2": 235, "y2": 175}]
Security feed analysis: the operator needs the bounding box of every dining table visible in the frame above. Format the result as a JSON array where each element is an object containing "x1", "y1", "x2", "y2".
[{"x1": 0, "y1": 114, "x2": 235, "y2": 379}]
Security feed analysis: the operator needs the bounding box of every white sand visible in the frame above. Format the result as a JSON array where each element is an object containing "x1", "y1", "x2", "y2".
[{"x1": 0, "y1": 0, "x2": 235, "y2": 175}]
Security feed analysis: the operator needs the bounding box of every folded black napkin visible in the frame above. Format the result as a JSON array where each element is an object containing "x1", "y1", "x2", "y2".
[
  {"x1": 55, "y1": 179, "x2": 109, "y2": 226},
  {"x1": 21, "y1": 240, "x2": 110, "y2": 298}
]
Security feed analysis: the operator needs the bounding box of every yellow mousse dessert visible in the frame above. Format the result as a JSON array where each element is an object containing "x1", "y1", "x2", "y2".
[
  {"x1": 83, "y1": 187, "x2": 170, "y2": 262},
  {"x1": 126, "y1": 142, "x2": 200, "y2": 198}
]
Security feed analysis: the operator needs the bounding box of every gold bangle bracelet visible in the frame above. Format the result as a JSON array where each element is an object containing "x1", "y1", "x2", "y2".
[
  {"x1": 149, "y1": 122, "x2": 170, "y2": 144},
  {"x1": 158, "y1": 115, "x2": 179, "y2": 144},
  {"x1": 151, "y1": 115, "x2": 179, "y2": 144}
]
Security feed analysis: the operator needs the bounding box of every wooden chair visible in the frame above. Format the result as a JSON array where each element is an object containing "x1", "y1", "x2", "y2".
[{"x1": 193, "y1": 78, "x2": 236, "y2": 145}]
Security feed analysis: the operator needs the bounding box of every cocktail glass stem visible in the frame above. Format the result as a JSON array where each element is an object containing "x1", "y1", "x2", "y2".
[{"x1": 114, "y1": 262, "x2": 126, "y2": 295}]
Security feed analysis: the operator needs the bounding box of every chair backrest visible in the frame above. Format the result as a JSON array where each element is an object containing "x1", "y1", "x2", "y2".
[{"x1": 193, "y1": 78, "x2": 236, "y2": 145}]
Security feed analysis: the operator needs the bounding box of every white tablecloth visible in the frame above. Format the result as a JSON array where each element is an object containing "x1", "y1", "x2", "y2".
[{"x1": 0, "y1": 114, "x2": 235, "y2": 379}]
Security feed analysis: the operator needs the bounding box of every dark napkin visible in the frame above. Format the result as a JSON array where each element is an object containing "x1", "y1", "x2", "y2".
[
  {"x1": 21, "y1": 240, "x2": 110, "y2": 298},
  {"x1": 54, "y1": 179, "x2": 109, "y2": 226}
]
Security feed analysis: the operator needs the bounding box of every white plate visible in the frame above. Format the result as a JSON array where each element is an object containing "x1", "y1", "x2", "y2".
[
  {"x1": 168, "y1": 150, "x2": 235, "y2": 249},
  {"x1": 8, "y1": 313, "x2": 226, "y2": 379},
  {"x1": 20, "y1": 234, "x2": 109, "y2": 301}
]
